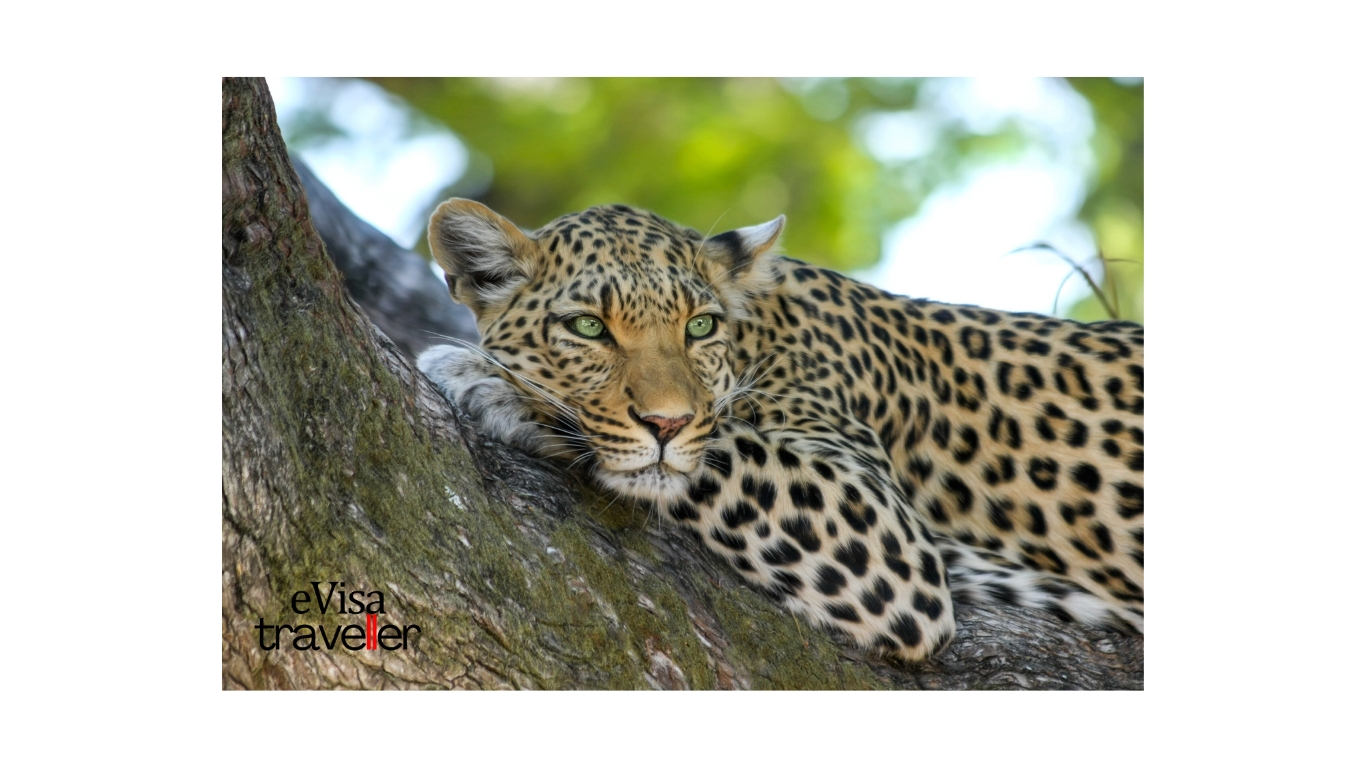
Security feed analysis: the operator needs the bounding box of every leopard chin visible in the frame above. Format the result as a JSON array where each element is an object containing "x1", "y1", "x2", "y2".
[{"x1": 595, "y1": 463, "x2": 692, "y2": 502}]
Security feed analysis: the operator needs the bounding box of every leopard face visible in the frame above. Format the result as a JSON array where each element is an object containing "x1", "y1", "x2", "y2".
[{"x1": 428, "y1": 200, "x2": 783, "y2": 500}]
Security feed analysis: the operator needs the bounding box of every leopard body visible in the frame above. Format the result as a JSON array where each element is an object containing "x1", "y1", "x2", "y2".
[{"x1": 418, "y1": 199, "x2": 1143, "y2": 661}]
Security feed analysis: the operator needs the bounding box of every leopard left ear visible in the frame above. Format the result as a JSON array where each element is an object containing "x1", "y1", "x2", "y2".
[
  {"x1": 704, "y1": 215, "x2": 785, "y2": 272},
  {"x1": 701, "y1": 215, "x2": 785, "y2": 307}
]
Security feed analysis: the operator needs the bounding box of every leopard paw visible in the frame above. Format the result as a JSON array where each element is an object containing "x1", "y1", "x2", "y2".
[{"x1": 417, "y1": 345, "x2": 558, "y2": 456}]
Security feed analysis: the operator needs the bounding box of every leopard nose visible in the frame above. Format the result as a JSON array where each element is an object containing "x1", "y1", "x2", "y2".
[{"x1": 629, "y1": 407, "x2": 694, "y2": 445}]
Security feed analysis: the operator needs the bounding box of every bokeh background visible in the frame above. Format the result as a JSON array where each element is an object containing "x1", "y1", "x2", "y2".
[{"x1": 268, "y1": 77, "x2": 1142, "y2": 322}]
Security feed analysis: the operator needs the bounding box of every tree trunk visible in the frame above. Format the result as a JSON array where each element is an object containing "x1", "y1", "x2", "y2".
[{"x1": 221, "y1": 77, "x2": 1143, "y2": 690}]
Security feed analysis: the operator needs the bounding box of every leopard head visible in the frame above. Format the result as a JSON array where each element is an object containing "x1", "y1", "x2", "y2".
[{"x1": 428, "y1": 199, "x2": 784, "y2": 501}]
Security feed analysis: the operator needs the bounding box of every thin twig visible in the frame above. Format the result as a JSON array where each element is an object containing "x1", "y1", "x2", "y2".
[{"x1": 1009, "y1": 242, "x2": 1133, "y2": 320}]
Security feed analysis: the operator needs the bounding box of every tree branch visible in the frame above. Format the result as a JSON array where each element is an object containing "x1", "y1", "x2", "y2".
[{"x1": 291, "y1": 155, "x2": 479, "y2": 358}]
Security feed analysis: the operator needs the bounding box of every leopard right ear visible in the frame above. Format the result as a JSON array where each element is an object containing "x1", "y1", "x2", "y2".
[{"x1": 429, "y1": 198, "x2": 538, "y2": 313}]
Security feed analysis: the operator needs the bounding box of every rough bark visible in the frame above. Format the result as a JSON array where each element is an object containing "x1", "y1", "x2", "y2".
[{"x1": 222, "y1": 77, "x2": 1143, "y2": 690}]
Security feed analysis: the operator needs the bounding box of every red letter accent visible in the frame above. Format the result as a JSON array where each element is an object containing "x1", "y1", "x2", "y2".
[{"x1": 366, "y1": 613, "x2": 378, "y2": 650}]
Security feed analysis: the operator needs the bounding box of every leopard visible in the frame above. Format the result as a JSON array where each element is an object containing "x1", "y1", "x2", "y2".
[{"x1": 417, "y1": 198, "x2": 1143, "y2": 662}]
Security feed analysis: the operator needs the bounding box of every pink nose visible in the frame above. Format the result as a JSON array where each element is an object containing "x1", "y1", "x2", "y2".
[{"x1": 631, "y1": 409, "x2": 694, "y2": 444}]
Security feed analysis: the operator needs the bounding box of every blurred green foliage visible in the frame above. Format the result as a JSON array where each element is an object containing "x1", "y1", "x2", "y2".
[
  {"x1": 1065, "y1": 78, "x2": 1143, "y2": 321},
  {"x1": 351, "y1": 78, "x2": 1140, "y2": 321}
]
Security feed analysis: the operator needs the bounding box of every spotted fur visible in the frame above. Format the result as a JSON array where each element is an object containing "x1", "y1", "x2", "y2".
[{"x1": 418, "y1": 199, "x2": 1144, "y2": 662}]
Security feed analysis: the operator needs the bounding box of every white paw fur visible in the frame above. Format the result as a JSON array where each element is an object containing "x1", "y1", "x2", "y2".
[{"x1": 417, "y1": 345, "x2": 558, "y2": 456}]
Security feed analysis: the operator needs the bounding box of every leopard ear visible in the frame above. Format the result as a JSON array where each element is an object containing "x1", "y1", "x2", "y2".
[
  {"x1": 701, "y1": 215, "x2": 786, "y2": 310},
  {"x1": 429, "y1": 198, "x2": 538, "y2": 313},
  {"x1": 704, "y1": 215, "x2": 785, "y2": 273}
]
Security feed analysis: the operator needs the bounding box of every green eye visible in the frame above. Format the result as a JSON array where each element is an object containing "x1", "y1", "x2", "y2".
[
  {"x1": 569, "y1": 316, "x2": 605, "y2": 338},
  {"x1": 686, "y1": 315, "x2": 716, "y2": 338}
]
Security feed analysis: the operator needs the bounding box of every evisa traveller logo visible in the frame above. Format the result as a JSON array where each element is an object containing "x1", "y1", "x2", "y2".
[{"x1": 255, "y1": 581, "x2": 421, "y2": 652}]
